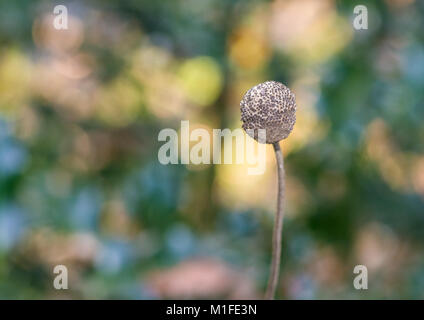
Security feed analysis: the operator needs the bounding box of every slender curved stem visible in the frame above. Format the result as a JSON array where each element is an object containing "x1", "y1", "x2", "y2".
[{"x1": 265, "y1": 141, "x2": 286, "y2": 300}]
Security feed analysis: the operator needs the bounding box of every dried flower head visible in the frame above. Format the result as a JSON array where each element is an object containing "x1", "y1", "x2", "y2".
[{"x1": 240, "y1": 81, "x2": 296, "y2": 144}]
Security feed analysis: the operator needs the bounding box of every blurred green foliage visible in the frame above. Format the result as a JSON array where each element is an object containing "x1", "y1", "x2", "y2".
[{"x1": 0, "y1": 0, "x2": 423, "y2": 299}]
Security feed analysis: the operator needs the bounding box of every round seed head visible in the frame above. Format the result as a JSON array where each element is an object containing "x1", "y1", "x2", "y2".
[{"x1": 240, "y1": 81, "x2": 296, "y2": 144}]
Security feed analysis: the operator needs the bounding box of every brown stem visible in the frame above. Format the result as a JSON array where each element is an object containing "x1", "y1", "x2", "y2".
[{"x1": 265, "y1": 141, "x2": 286, "y2": 300}]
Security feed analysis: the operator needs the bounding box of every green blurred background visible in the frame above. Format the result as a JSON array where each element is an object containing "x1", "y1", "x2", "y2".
[{"x1": 0, "y1": 0, "x2": 423, "y2": 299}]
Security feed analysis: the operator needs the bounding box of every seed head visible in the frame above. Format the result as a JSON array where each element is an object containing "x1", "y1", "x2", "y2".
[{"x1": 240, "y1": 81, "x2": 296, "y2": 144}]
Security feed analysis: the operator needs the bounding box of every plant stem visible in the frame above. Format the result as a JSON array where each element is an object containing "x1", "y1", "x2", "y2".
[{"x1": 265, "y1": 141, "x2": 286, "y2": 300}]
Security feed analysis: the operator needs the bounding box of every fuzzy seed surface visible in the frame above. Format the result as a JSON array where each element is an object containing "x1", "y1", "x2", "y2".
[{"x1": 240, "y1": 81, "x2": 296, "y2": 144}]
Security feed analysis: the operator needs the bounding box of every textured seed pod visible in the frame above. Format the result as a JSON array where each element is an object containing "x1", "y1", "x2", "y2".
[{"x1": 240, "y1": 81, "x2": 296, "y2": 144}]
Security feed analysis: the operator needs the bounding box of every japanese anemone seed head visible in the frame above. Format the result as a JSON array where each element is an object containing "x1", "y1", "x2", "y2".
[{"x1": 240, "y1": 81, "x2": 296, "y2": 144}]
